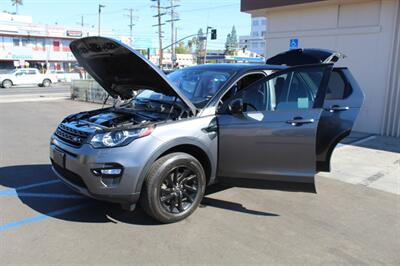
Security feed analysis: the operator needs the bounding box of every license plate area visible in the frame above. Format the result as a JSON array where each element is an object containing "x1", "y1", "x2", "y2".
[{"x1": 53, "y1": 148, "x2": 65, "y2": 168}]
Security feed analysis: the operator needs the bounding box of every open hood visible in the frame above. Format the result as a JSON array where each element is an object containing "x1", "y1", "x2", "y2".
[
  {"x1": 70, "y1": 36, "x2": 197, "y2": 114},
  {"x1": 266, "y1": 48, "x2": 345, "y2": 66}
]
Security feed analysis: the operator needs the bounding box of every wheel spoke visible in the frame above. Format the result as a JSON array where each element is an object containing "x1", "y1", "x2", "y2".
[
  {"x1": 160, "y1": 193, "x2": 174, "y2": 203},
  {"x1": 183, "y1": 191, "x2": 194, "y2": 203},
  {"x1": 177, "y1": 192, "x2": 184, "y2": 212},
  {"x1": 169, "y1": 197, "x2": 176, "y2": 212},
  {"x1": 184, "y1": 184, "x2": 197, "y2": 192},
  {"x1": 180, "y1": 174, "x2": 196, "y2": 185}
]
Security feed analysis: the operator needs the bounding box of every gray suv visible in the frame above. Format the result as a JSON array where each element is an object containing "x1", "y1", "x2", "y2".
[{"x1": 50, "y1": 37, "x2": 364, "y2": 223}]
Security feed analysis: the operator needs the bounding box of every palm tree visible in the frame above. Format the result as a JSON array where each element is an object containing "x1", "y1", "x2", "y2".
[{"x1": 11, "y1": 0, "x2": 23, "y2": 14}]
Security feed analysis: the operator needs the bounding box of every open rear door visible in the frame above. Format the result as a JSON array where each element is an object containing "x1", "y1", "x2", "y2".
[
  {"x1": 316, "y1": 68, "x2": 364, "y2": 171},
  {"x1": 217, "y1": 64, "x2": 333, "y2": 193}
]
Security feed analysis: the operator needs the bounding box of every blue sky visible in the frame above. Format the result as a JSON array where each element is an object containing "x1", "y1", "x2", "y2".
[{"x1": 3, "y1": 0, "x2": 251, "y2": 49}]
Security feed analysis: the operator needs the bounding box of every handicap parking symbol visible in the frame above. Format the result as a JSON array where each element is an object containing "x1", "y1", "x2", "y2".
[{"x1": 289, "y1": 39, "x2": 299, "y2": 50}]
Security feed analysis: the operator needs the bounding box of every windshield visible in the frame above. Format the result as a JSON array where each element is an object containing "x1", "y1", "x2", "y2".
[
  {"x1": 167, "y1": 68, "x2": 233, "y2": 106},
  {"x1": 133, "y1": 68, "x2": 234, "y2": 108}
]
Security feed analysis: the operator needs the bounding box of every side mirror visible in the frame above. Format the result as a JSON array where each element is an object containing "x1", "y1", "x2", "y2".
[{"x1": 228, "y1": 98, "x2": 244, "y2": 115}]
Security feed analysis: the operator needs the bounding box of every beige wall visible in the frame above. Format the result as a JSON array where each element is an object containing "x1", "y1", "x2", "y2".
[{"x1": 258, "y1": 0, "x2": 399, "y2": 134}]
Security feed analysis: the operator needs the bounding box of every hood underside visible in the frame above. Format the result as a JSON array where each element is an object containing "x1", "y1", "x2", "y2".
[{"x1": 70, "y1": 36, "x2": 196, "y2": 114}]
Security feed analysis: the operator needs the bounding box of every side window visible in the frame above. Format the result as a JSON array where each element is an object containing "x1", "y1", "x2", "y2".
[
  {"x1": 325, "y1": 70, "x2": 351, "y2": 100},
  {"x1": 242, "y1": 82, "x2": 268, "y2": 112},
  {"x1": 16, "y1": 70, "x2": 25, "y2": 76},
  {"x1": 27, "y1": 70, "x2": 36, "y2": 75},
  {"x1": 220, "y1": 73, "x2": 266, "y2": 103},
  {"x1": 267, "y1": 68, "x2": 325, "y2": 111}
]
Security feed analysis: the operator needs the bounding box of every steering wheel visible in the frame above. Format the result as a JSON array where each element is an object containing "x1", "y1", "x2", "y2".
[{"x1": 245, "y1": 102, "x2": 258, "y2": 112}]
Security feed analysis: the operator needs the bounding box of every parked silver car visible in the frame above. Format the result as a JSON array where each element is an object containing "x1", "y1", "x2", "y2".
[{"x1": 50, "y1": 37, "x2": 364, "y2": 223}]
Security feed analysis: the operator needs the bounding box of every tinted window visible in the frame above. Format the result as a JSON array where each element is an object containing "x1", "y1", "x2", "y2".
[
  {"x1": 168, "y1": 68, "x2": 234, "y2": 107},
  {"x1": 267, "y1": 68, "x2": 324, "y2": 111},
  {"x1": 325, "y1": 71, "x2": 350, "y2": 100},
  {"x1": 242, "y1": 82, "x2": 268, "y2": 112}
]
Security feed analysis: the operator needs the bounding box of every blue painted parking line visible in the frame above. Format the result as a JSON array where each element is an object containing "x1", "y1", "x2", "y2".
[
  {"x1": 0, "y1": 191, "x2": 85, "y2": 199},
  {"x1": 0, "y1": 179, "x2": 61, "y2": 193},
  {"x1": 0, "y1": 203, "x2": 92, "y2": 232}
]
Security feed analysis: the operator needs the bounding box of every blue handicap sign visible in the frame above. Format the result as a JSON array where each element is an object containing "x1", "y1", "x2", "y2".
[{"x1": 289, "y1": 38, "x2": 299, "y2": 50}]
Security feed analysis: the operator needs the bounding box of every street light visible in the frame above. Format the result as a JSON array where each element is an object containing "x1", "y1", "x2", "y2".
[
  {"x1": 204, "y1": 26, "x2": 213, "y2": 64},
  {"x1": 98, "y1": 4, "x2": 106, "y2": 36}
]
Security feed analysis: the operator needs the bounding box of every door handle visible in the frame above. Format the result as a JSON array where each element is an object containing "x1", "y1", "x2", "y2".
[
  {"x1": 286, "y1": 117, "x2": 315, "y2": 126},
  {"x1": 327, "y1": 105, "x2": 349, "y2": 112}
]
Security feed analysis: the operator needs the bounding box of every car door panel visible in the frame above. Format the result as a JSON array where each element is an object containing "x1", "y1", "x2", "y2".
[
  {"x1": 218, "y1": 108, "x2": 322, "y2": 183},
  {"x1": 316, "y1": 68, "x2": 364, "y2": 171},
  {"x1": 217, "y1": 64, "x2": 333, "y2": 191}
]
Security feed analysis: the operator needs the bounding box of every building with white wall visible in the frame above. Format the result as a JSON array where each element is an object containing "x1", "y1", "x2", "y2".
[
  {"x1": 239, "y1": 17, "x2": 267, "y2": 56},
  {"x1": 241, "y1": 0, "x2": 400, "y2": 137}
]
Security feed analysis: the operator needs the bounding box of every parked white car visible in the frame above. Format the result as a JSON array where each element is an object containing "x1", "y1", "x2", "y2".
[
  {"x1": 0, "y1": 68, "x2": 58, "y2": 88},
  {"x1": 46, "y1": 70, "x2": 81, "y2": 82}
]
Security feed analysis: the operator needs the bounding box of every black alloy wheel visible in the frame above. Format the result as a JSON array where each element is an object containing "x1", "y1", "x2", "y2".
[
  {"x1": 140, "y1": 152, "x2": 206, "y2": 223},
  {"x1": 159, "y1": 166, "x2": 199, "y2": 214}
]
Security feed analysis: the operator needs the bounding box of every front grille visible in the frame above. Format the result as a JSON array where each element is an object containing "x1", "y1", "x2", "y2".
[
  {"x1": 51, "y1": 159, "x2": 88, "y2": 189},
  {"x1": 55, "y1": 124, "x2": 90, "y2": 147}
]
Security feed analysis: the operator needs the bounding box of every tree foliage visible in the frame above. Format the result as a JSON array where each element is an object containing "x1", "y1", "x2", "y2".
[
  {"x1": 224, "y1": 26, "x2": 239, "y2": 55},
  {"x1": 11, "y1": 0, "x2": 23, "y2": 14}
]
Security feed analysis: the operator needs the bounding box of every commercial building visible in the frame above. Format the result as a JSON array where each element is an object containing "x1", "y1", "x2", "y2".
[
  {"x1": 241, "y1": 0, "x2": 400, "y2": 137},
  {"x1": 0, "y1": 12, "x2": 89, "y2": 71},
  {"x1": 239, "y1": 17, "x2": 267, "y2": 56}
]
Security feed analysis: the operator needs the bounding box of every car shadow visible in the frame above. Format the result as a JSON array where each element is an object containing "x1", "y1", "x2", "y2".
[{"x1": 0, "y1": 164, "x2": 279, "y2": 226}]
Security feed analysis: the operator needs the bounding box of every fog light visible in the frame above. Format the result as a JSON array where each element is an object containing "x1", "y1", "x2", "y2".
[{"x1": 100, "y1": 168, "x2": 122, "y2": 175}]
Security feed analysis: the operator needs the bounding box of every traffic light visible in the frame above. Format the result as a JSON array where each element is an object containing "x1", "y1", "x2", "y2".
[{"x1": 211, "y1": 29, "x2": 217, "y2": 40}]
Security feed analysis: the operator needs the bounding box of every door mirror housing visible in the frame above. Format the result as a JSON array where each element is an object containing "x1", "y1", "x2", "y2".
[{"x1": 228, "y1": 98, "x2": 244, "y2": 115}]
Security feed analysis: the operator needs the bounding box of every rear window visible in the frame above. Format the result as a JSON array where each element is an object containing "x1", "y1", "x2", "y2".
[{"x1": 325, "y1": 71, "x2": 351, "y2": 100}]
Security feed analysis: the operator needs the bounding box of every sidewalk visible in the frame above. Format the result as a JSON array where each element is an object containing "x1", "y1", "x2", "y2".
[{"x1": 319, "y1": 135, "x2": 400, "y2": 195}]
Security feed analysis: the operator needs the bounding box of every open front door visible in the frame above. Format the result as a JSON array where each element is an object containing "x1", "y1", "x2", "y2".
[{"x1": 217, "y1": 64, "x2": 332, "y2": 192}]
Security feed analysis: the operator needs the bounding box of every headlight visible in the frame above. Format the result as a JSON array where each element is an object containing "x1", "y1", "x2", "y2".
[{"x1": 90, "y1": 126, "x2": 154, "y2": 148}]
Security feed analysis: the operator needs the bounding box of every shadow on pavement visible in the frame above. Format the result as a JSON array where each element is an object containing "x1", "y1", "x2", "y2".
[{"x1": 0, "y1": 164, "x2": 279, "y2": 225}]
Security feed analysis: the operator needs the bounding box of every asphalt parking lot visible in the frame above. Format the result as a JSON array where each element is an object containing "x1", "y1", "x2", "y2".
[{"x1": 0, "y1": 99, "x2": 399, "y2": 265}]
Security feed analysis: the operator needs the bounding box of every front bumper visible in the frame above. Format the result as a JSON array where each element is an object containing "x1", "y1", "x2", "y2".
[{"x1": 49, "y1": 135, "x2": 160, "y2": 204}]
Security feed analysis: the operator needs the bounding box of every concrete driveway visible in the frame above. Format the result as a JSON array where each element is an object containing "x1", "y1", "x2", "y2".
[{"x1": 0, "y1": 100, "x2": 399, "y2": 265}]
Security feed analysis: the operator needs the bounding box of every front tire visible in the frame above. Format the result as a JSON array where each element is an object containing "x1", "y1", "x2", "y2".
[
  {"x1": 140, "y1": 152, "x2": 206, "y2": 223},
  {"x1": 2, "y1": 79, "x2": 12, "y2": 88}
]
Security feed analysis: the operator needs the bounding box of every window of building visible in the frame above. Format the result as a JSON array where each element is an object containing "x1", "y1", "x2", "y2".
[
  {"x1": 252, "y1": 20, "x2": 259, "y2": 26},
  {"x1": 53, "y1": 40, "x2": 60, "y2": 52},
  {"x1": 13, "y1": 38, "x2": 20, "y2": 47},
  {"x1": 21, "y1": 38, "x2": 29, "y2": 46},
  {"x1": 252, "y1": 32, "x2": 259, "y2": 37},
  {"x1": 261, "y1": 19, "x2": 266, "y2": 25},
  {"x1": 261, "y1": 31, "x2": 266, "y2": 37}
]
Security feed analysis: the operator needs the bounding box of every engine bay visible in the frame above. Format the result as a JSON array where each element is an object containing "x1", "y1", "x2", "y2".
[{"x1": 62, "y1": 98, "x2": 192, "y2": 132}]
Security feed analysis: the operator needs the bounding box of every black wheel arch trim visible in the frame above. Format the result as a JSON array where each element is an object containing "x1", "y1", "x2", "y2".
[
  {"x1": 134, "y1": 138, "x2": 216, "y2": 194},
  {"x1": 316, "y1": 130, "x2": 351, "y2": 172}
]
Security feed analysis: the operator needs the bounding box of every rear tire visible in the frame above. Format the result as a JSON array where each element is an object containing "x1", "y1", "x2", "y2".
[
  {"x1": 42, "y1": 79, "x2": 51, "y2": 87},
  {"x1": 2, "y1": 79, "x2": 12, "y2": 88},
  {"x1": 140, "y1": 152, "x2": 206, "y2": 223}
]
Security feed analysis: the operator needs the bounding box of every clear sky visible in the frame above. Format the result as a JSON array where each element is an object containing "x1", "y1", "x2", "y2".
[{"x1": 2, "y1": 0, "x2": 251, "y2": 49}]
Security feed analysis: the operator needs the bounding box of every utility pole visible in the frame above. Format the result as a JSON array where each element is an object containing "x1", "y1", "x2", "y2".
[
  {"x1": 166, "y1": 0, "x2": 180, "y2": 68},
  {"x1": 98, "y1": 4, "x2": 106, "y2": 36},
  {"x1": 124, "y1": 8, "x2": 138, "y2": 47},
  {"x1": 151, "y1": 0, "x2": 166, "y2": 67}
]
